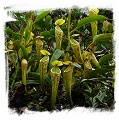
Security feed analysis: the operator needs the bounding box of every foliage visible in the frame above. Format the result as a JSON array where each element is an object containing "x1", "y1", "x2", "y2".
[{"x1": 5, "y1": 7, "x2": 114, "y2": 114}]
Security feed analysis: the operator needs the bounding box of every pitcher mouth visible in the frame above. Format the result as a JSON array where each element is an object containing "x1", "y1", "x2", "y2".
[
  {"x1": 51, "y1": 67, "x2": 61, "y2": 74},
  {"x1": 70, "y1": 38, "x2": 79, "y2": 46},
  {"x1": 55, "y1": 26, "x2": 63, "y2": 33},
  {"x1": 40, "y1": 55, "x2": 49, "y2": 62}
]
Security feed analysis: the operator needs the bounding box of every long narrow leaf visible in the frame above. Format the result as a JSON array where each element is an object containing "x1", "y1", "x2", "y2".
[
  {"x1": 99, "y1": 53, "x2": 113, "y2": 65},
  {"x1": 24, "y1": 19, "x2": 33, "y2": 44},
  {"x1": 77, "y1": 15, "x2": 108, "y2": 29},
  {"x1": 93, "y1": 33, "x2": 113, "y2": 44},
  {"x1": 34, "y1": 10, "x2": 51, "y2": 23},
  {"x1": 20, "y1": 43, "x2": 28, "y2": 59},
  {"x1": 5, "y1": 27, "x2": 14, "y2": 34},
  {"x1": 89, "y1": 68, "x2": 109, "y2": 78},
  {"x1": 28, "y1": 72, "x2": 40, "y2": 79}
]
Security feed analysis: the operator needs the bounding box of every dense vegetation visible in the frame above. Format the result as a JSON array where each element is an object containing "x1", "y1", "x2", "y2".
[{"x1": 5, "y1": 7, "x2": 114, "y2": 114}]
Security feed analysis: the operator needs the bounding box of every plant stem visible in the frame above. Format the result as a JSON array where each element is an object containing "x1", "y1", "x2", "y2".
[
  {"x1": 85, "y1": 42, "x2": 94, "y2": 51},
  {"x1": 70, "y1": 27, "x2": 77, "y2": 35}
]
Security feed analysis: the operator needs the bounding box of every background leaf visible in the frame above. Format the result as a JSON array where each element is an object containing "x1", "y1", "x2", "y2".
[
  {"x1": 91, "y1": 88, "x2": 99, "y2": 98},
  {"x1": 34, "y1": 10, "x2": 51, "y2": 23},
  {"x1": 40, "y1": 31, "x2": 50, "y2": 37},
  {"x1": 89, "y1": 68, "x2": 109, "y2": 78},
  {"x1": 20, "y1": 43, "x2": 28, "y2": 59},
  {"x1": 49, "y1": 49, "x2": 64, "y2": 69},
  {"x1": 99, "y1": 53, "x2": 113, "y2": 65},
  {"x1": 93, "y1": 33, "x2": 113, "y2": 44},
  {"x1": 76, "y1": 15, "x2": 108, "y2": 29}
]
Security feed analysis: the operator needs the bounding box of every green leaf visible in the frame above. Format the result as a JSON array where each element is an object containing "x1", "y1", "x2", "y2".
[
  {"x1": 28, "y1": 72, "x2": 40, "y2": 79},
  {"x1": 5, "y1": 27, "x2": 14, "y2": 34},
  {"x1": 99, "y1": 53, "x2": 113, "y2": 65},
  {"x1": 34, "y1": 10, "x2": 51, "y2": 23},
  {"x1": 27, "y1": 19, "x2": 33, "y2": 31},
  {"x1": 95, "y1": 98, "x2": 104, "y2": 105},
  {"x1": 26, "y1": 80, "x2": 40, "y2": 85},
  {"x1": 5, "y1": 27, "x2": 21, "y2": 39},
  {"x1": 93, "y1": 33, "x2": 113, "y2": 44},
  {"x1": 45, "y1": 15, "x2": 52, "y2": 23},
  {"x1": 5, "y1": 50, "x2": 15, "y2": 55},
  {"x1": 50, "y1": 29, "x2": 55, "y2": 35},
  {"x1": 12, "y1": 33, "x2": 21, "y2": 40},
  {"x1": 76, "y1": 15, "x2": 108, "y2": 29},
  {"x1": 91, "y1": 88, "x2": 99, "y2": 98},
  {"x1": 14, "y1": 82, "x2": 21, "y2": 87},
  {"x1": 24, "y1": 20, "x2": 33, "y2": 42},
  {"x1": 80, "y1": 78, "x2": 97, "y2": 84},
  {"x1": 94, "y1": 51, "x2": 103, "y2": 54},
  {"x1": 45, "y1": 75, "x2": 51, "y2": 85},
  {"x1": 89, "y1": 68, "x2": 109, "y2": 78},
  {"x1": 40, "y1": 31, "x2": 50, "y2": 37},
  {"x1": 72, "y1": 62, "x2": 81, "y2": 69},
  {"x1": 102, "y1": 65, "x2": 115, "y2": 70},
  {"x1": 49, "y1": 49, "x2": 64, "y2": 69},
  {"x1": 20, "y1": 43, "x2": 28, "y2": 59},
  {"x1": 61, "y1": 27, "x2": 68, "y2": 32},
  {"x1": 83, "y1": 90, "x2": 91, "y2": 97},
  {"x1": 80, "y1": 77, "x2": 114, "y2": 84},
  {"x1": 28, "y1": 58, "x2": 35, "y2": 67},
  {"x1": 16, "y1": 92, "x2": 35, "y2": 103},
  {"x1": 100, "y1": 81, "x2": 114, "y2": 90},
  {"x1": 45, "y1": 22, "x2": 51, "y2": 30},
  {"x1": 24, "y1": 27, "x2": 29, "y2": 41},
  {"x1": 42, "y1": 96, "x2": 48, "y2": 102},
  {"x1": 97, "y1": 91, "x2": 106, "y2": 102},
  {"x1": 35, "y1": 106, "x2": 42, "y2": 111},
  {"x1": 108, "y1": 24, "x2": 113, "y2": 32},
  {"x1": 13, "y1": 40, "x2": 20, "y2": 51},
  {"x1": 98, "y1": 77, "x2": 114, "y2": 82}
]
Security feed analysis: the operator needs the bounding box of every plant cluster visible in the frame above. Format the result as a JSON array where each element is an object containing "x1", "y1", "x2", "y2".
[{"x1": 5, "y1": 7, "x2": 114, "y2": 114}]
